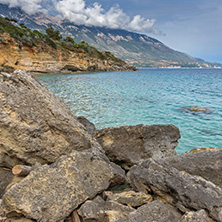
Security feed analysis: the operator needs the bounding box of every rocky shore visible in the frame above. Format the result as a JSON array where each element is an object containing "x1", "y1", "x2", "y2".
[{"x1": 0, "y1": 70, "x2": 222, "y2": 222}]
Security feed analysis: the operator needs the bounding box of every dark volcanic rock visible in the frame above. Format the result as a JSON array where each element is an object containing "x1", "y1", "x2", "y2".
[
  {"x1": 0, "y1": 70, "x2": 100, "y2": 168},
  {"x1": 161, "y1": 149, "x2": 222, "y2": 187},
  {"x1": 95, "y1": 124, "x2": 180, "y2": 169},
  {"x1": 1, "y1": 149, "x2": 121, "y2": 222},
  {"x1": 127, "y1": 159, "x2": 222, "y2": 221},
  {"x1": 116, "y1": 200, "x2": 182, "y2": 222}
]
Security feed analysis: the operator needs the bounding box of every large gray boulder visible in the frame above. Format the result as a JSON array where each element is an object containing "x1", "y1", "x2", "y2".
[
  {"x1": 1, "y1": 149, "x2": 124, "y2": 222},
  {"x1": 95, "y1": 124, "x2": 180, "y2": 169},
  {"x1": 116, "y1": 200, "x2": 182, "y2": 222},
  {"x1": 127, "y1": 159, "x2": 222, "y2": 221},
  {"x1": 78, "y1": 195, "x2": 135, "y2": 222},
  {"x1": 161, "y1": 149, "x2": 222, "y2": 187},
  {"x1": 0, "y1": 70, "x2": 100, "y2": 168}
]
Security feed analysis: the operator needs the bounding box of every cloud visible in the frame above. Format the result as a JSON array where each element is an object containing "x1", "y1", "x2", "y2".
[
  {"x1": 54, "y1": 0, "x2": 156, "y2": 33},
  {"x1": 0, "y1": 0, "x2": 47, "y2": 14},
  {"x1": 0, "y1": 0, "x2": 158, "y2": 33}
]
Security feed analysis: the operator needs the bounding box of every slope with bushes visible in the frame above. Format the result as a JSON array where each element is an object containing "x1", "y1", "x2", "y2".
[{"x1": 0, "y1": 16, "x2": 136, "y2": 73}]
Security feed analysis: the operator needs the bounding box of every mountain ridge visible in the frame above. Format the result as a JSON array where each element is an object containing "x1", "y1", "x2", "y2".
[{"x1": 0, "y1": 3, "x2": 221, "y2": 68}]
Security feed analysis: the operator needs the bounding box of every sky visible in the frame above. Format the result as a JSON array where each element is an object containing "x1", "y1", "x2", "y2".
[{"x1": 0, "y1": 0, "x2": 221, "y2": 63}]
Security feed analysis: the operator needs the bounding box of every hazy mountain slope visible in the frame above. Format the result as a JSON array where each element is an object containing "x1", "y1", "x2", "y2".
[{"x1": 0, "y1": 3, "x2": 220, "y2": 68}]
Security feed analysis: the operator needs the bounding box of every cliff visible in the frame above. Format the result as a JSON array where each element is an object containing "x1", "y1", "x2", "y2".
[{"x1": 0, "y1": 17, "x2": 136, "y2": 73}]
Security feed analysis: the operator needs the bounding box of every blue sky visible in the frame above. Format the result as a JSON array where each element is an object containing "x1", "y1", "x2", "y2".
[{"x1": 1, "y1": 0, "x2": 221, "y2": 62}]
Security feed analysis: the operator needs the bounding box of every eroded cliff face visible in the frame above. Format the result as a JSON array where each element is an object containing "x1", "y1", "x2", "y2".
[{"x1": 0, "y1": 33, "x2": 136, "y2": 73}]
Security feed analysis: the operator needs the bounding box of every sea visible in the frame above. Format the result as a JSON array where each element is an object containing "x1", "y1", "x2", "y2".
[{"x1": 36, "y1": 68, "x2": 222, "y2": 154}]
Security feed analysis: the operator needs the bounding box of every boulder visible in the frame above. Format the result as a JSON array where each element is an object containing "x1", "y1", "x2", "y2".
[
  {"x1": 179, "y1": 209, "x2": 214, "y2": 222},
  {"x1": 78, "y1": 195, "x2": 135, "y2": 222},
  {"x1": 116, "y1": 200, "x2": 182, "y2": 222},
  {"x1": 103, "y1": 190, "x2": 153, "y2": 207},
  {"x1": 95, "y1": 124, "x2": 180, "y2": 169},
  {"x1": 127, "y1": 158, "x2": 222, "y2": 221},
  {"x1": 0, "y1": 70, "x2": 100, "y2": 168},
  {"x1": 0, "y1": 168, "x2": 13, "y2": 198},
  {"x1": 160, "y1": 149, "x2": 222, "y2": 187},
  {"x1": 1, "y1": 149, "x2": 123, "y2": 222},
  {"x1": 77, "y1": 116, "x2": 96, "y2": 135}
]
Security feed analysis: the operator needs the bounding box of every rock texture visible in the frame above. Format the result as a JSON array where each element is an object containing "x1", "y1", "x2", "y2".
[
  {"x1": 178, "y1": 210, "x2": 213, "y2": 222},
  {"x1": 0, "y1": 70, "x2": 100, "y2": 168},
  {"x1": 0, "y1": 33, "x2": 136, "y2": 73},
  {"x1": 161, "y1": 149, "x2": 222, "y2": 187},
  {"x1": 0, "y1": 168, "x2": 13, "y2": 198},
  {"x1": 77, "y1": 116, "x2": 96, "y2": 135},
  {"x1": 78, "y1": 195, "x2": 135, "y2": 222},
  {"x1": 1, "y1": 149, "x2": 122, "y2": 222},
  {"x1": 182, "y1": 106, "x2": 213, "y2": 114},
  {"x1": 95, "y1": 124, "x2": 180, "y2": 169},
  {"x1": 116, "y1": 200, "x2": 182, "y2": 222},
  {"x1": 127, "y1": 158, "x2": 222, "y2": 221},
  {"x1": 103, "y1": 190, "x2": 153, "y2": 207}
]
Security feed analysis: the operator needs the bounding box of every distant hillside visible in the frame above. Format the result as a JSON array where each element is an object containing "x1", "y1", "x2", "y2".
[
  {"x1": 0, "y1": 3, "x2": 221, "y2": 68},
  {"x1": 0, "y1": 16, "x2": 135, "y2": 73}
]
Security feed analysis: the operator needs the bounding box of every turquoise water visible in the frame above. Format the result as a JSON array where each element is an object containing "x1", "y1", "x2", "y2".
[{"x1": 36, "y1": 69, "x2": 222, "y2": 154}]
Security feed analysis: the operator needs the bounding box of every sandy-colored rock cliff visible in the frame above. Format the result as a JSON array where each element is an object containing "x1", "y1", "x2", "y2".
[{"x1": 0, "y1": 33, "x2": 136, "y2": 73}]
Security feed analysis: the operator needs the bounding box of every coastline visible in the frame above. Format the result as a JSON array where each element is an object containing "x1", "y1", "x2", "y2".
[{"x1": 0, "y1": 70, "x2": 221, "y2": 222}]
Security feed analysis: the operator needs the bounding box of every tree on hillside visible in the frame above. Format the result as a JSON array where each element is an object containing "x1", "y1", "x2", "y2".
[
  {"x1": 64, "y1": 36, "x2": 75, "y2": 44},
  {"x1": 45, "y1": 25, "x2": 62, "y2": 41}
]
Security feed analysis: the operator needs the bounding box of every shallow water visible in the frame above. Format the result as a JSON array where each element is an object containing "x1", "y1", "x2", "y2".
[{"x1": 36, "y1": 68, "x2": 222, "y2": 154}]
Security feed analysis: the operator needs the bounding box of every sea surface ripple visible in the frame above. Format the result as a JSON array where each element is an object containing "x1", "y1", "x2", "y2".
[{"x1": 36, "y1": 68, "x2": 222, "y2": 154}]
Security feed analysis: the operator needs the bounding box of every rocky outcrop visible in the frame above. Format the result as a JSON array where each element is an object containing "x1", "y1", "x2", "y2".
[
  {"x1": 0, "y1": 70, "x2": 100, "y2": 168},
  {"x1": 116, "y1": 200, "x2": 182, "y2": 222},
  {"x1": 95, "y1": 124, "x2": 180, "y2": 169},
  {"x1": 1, "y1": 70, "x2": 222, "y2": 222},
  {"x1": 160, "y1": 149, "x2": 222, "y2": 187},
  {"x1": 1, "y1": 149, "x2": 124, "y2": 222},
  {"x1": 127, "y1": 158, "x2": 222, "y2": 221},
  {"x1": 0, "y1": 33, "x2": 136, "y2": 73}
]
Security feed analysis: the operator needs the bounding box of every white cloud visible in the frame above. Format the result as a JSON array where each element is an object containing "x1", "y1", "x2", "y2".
[
  {"x1": 0, "y1": 0, "x2": 158, "y2": 33},
  {"x1": 54, "y1": 0, "x2": 156, "y2": 33},
  {"x1": 0, "y1": 0, "x2": 46, "y2": 14}
]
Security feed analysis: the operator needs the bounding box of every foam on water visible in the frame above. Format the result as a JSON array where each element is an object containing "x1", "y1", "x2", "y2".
[{"x1": 36, "y1": 68, "x2": 222, "y2": 154}]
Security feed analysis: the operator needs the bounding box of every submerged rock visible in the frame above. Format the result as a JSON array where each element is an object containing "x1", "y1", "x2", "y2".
[
  {"x1": 0, "y1": 70, "x2": 100, "y2": 168},
  {"x1": 95, "y1": 124, "x2": 180, "y2": 169},
  {"x1": 1, "y1": 149, "x2": 123, "y2": 222},
  {"x1": 182, "y1": 106, "x2": 213, "y2": 114}
]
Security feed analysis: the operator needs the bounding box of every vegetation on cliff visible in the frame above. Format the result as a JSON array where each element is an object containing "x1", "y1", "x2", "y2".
[{"x1": 0, "y1": 16, "x2": 134, "y2": 73}]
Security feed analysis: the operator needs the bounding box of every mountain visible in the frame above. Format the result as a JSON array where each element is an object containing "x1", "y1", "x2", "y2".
[{"x1": 0, "y1": 3, "x2": 221, "y2": 68}]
